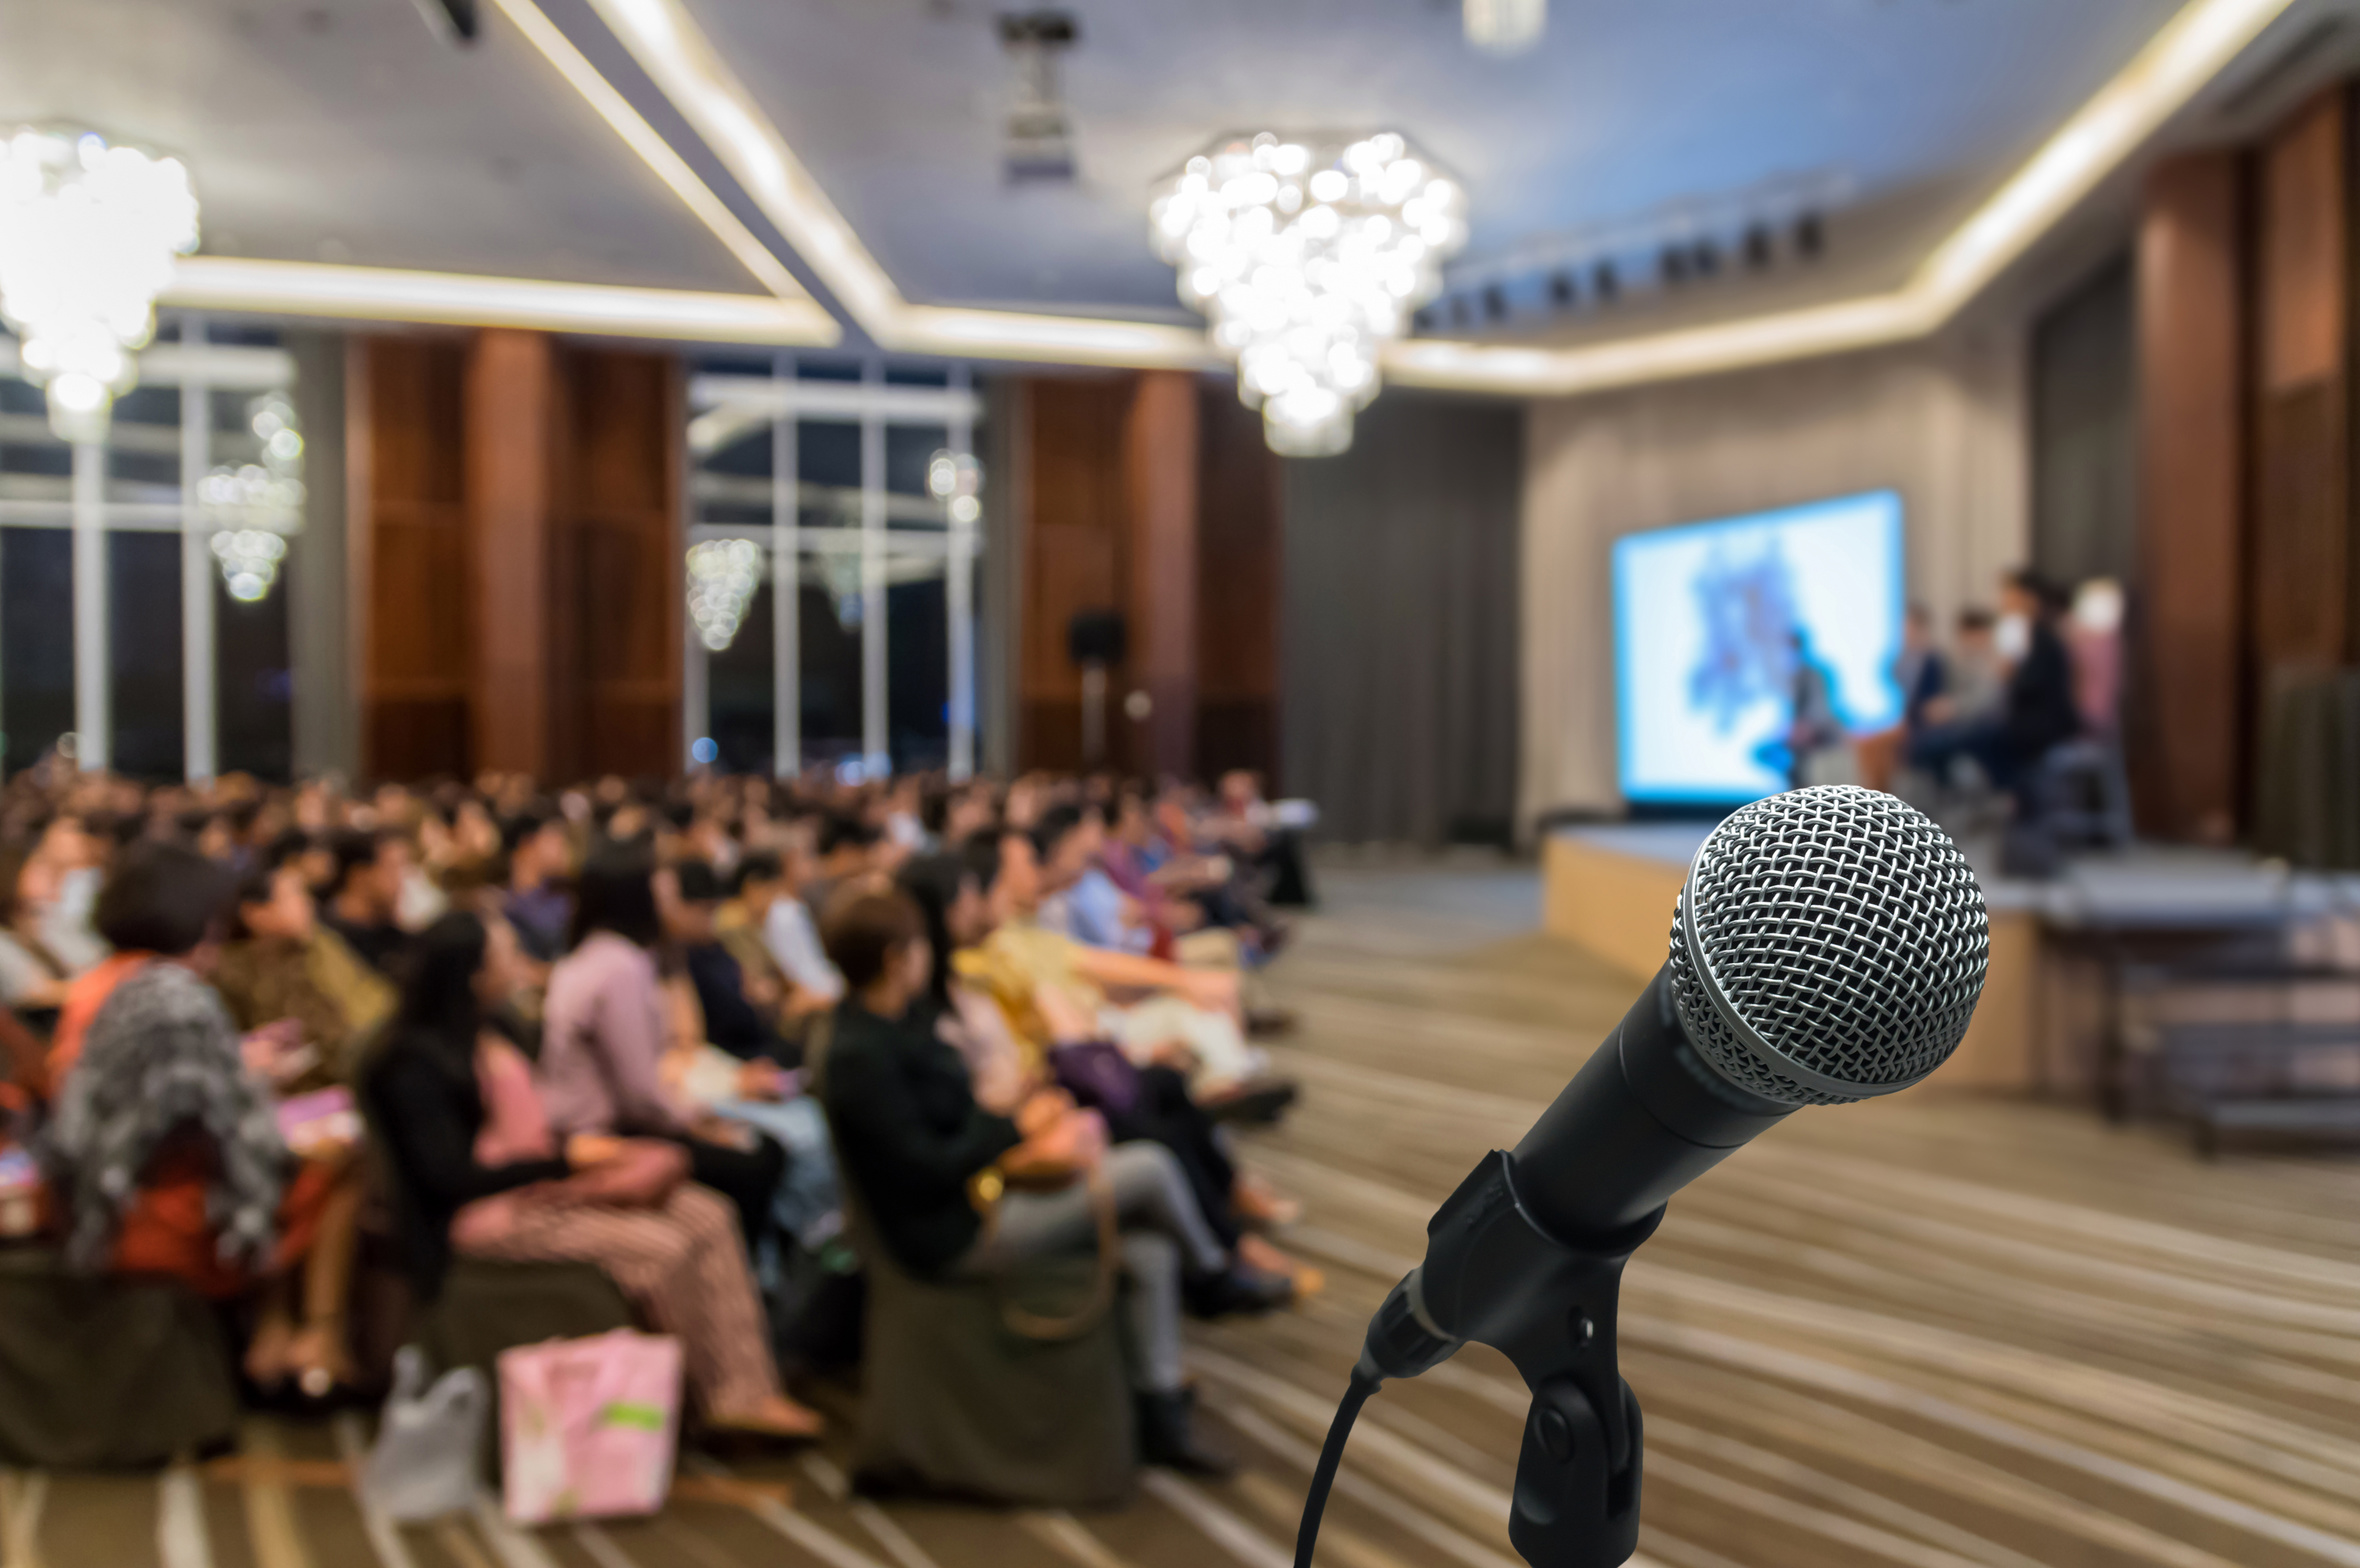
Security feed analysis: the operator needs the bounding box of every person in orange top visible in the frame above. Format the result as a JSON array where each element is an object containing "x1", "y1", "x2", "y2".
[{"x1": 38, "y1": 843, "x2": 363, "y2": 1398}]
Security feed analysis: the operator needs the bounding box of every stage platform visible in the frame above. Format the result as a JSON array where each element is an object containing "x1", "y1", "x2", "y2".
[{"x1": 1543, "y1": 821, "x2": 2346, "y2": 1095}]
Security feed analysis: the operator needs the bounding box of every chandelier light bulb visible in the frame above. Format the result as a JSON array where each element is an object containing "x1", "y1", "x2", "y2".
[
  {"x1": 199, "y1": 391, "x2": 306, "y2": 602},
  {"x1": 1151, "y1": 132, "x2": 1466, "y2": 456},
  {"x1": 0, "y1": 126, "x2": 199, "y2": 442}
]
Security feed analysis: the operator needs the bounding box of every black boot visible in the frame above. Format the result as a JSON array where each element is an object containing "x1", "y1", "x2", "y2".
[
  {"x1": 1185, "y1": 1262, "x2": 1294, "y2": 1320},
  {"x1": 1136, "y1": 1387, "x2": 1235, "y2": 1478}
]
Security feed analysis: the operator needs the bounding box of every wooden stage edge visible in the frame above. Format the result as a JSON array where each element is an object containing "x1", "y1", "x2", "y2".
[{"x1": 1543, "y1": 831, "x2": 2039, "y2": 1093}]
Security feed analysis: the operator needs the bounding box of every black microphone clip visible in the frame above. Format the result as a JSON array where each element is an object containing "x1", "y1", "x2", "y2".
[{"x1": 1360, "y1": 1150, "x2": 1660, "y2": 1568}]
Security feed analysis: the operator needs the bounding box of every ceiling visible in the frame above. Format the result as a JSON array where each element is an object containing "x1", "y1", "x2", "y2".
[
  {"x1": 678, "y1": 0, "x2": 2185, "y2": 324},
  {"x1": 0, "y1": 0, "x2": 2350, "y2": 375},
  {"x1": 0, "y1": 0, "x2": 753, "y2": 293}
]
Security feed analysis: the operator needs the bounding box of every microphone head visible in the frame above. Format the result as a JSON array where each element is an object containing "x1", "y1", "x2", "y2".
[{"x1": 1668, "y1": 785, "x2": 1988, "y2": 1107}]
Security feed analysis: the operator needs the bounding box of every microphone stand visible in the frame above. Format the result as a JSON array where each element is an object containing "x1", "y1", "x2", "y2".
[{"x1": 1299, "y1": 1150, "x2": 1656, "y2": 1568}]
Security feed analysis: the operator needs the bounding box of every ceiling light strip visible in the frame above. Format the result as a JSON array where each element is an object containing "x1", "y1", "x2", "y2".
[
  {"x1": 482, "y1": 0, "x2": 824, "y2": 317},
  {"x1": 161, "y1": 257, "x2": 840, "y2": 344},
  {"x1": 1913, "y1": 0, "x2": 2295, "y2": 308},
  {"x1": 1388, "y1": 0, "x2": 2297, "y2": 395},
  {"x1": 579, "y1": 0, "x2": 905, "y2": 336}
]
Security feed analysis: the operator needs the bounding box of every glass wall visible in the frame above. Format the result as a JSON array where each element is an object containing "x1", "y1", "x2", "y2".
[
  {"x1": 0, "y1": 315, "x2": 297, "y2": 779},
  {"x1": 685, "y1": 356, "x2": 982, "y2": 779}
]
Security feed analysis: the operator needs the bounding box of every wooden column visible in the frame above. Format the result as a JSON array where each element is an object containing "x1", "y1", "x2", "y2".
[
  {"x1": 352, "y1": 334, "x2": 471, "y2": 781},
  {"x1": 1121, "y1": 370, "x2": 1200, "y2": 779},
  {"x1": 2251, "y1": 89, "x2": 2350, "y2": 683},
  {"x1": 548, "y1": 347, "x2": 683, "y2": 782},
  {"x1": 1015, "y1": 377, "x2": 1130, "y2": 772},
  {"x1": 465, "y1": 329, "x2": 556, "y2": 780},
  {"x1": 2132, "y1": 153, "x2": 2248, "y2": 843},
  {"x1": 1195, "y1": 386, "x2": 1282, "y2": 783}
]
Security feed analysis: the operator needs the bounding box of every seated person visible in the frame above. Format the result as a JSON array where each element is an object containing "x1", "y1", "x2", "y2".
[
  {"x1": 365, "y1": 910, "x2": 821, "y2": 1439},
  {"x1": 669, "y1": 860, "x2": 791, "y2": 1065},
  {"x1": 965, "y1": 824, "x2": 1290, "y2": 1116},
  {"x1": 803, "y1": 813, "x2": 884, "y2": 919},
  {"x1": 37, "y1": 842, "x2": 364, "y2": 1396},
  {"x1": 1037, "y1": 805, "x2": 1153, "y2": 956},
  {"x1": 215, "y1": 848, "x2": 397, "y2": 1086},
  {"x1": 660, "y1": 861, "x2": 839, "y2": 1255},
  {"x1": 540, "y1": 842, "x2": 787, "y2": 1254},
  {"x1": 899, "y1": 851, "x2": 1309, "y2": 1293},
  {"x1": 721, "y1": 851, "x2": 841, "y2": 1047},
  {"x1": 1911, "y1": 573, "x2": 2081, "y2": 800},
  {"x1": 814, "y1": 886, "x2": 1271, "y2": 1476},
  {"x1": 320, "y1": 827, "x2": 415, "y2": 975},
  {"x1": 499, "y1": 810, "x2": 575, "y2": 966},
  {"x1": 763, "y1": 841, "x2": 846, "y2": 1006},
  {"x1": 0, "y1": 846, "x2": 81, "y2": 1018}
]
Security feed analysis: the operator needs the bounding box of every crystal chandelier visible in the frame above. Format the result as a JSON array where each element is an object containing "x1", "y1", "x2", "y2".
[
  {"x1": 0, "y1": 127, "x2": 199, "y2": 443},
  {"x1": 927, "y1": 449, "x2": 983, "y2": 523},
  {"x1": 687, "y1": 538, "x2": 763, "y2": 651},
  {"x1": 1464, "y1": 0, "x2": 1545, "y2": 55},
  {"x1": 1152, "y1": 132, "x2": 1466, "y2": 457},
  {"x1": 198, "y1": 392, "x2": 306, "y2": 602}
]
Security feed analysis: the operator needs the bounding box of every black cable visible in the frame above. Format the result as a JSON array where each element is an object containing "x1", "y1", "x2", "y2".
[{"x1": 1293, "y1": 1367, "x2": 1382, "y2": 1568}]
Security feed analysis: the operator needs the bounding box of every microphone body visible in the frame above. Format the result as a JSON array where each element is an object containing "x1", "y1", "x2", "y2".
[{"x1": 1340, "y1": 786, "x2": 1990, "y2": 1568}]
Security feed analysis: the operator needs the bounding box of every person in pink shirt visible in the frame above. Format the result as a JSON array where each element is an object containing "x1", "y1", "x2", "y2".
[{"x1": 540, "y1": 841, "x2": 785, "y2": 1253}]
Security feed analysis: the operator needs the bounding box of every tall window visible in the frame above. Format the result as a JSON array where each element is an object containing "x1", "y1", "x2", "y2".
[
  {"x1": 0, "y1": 314, "x2": 297, "y2": 780},
  {"x1": 686, "y1": 356, "x2": 982, "y2": 779}
]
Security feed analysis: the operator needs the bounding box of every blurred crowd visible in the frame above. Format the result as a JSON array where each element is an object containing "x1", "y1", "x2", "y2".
[{"x1": 0, "y1": 760, "x2": 1317, "y2": 1478}]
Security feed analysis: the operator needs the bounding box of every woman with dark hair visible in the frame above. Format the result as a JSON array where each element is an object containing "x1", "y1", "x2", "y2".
[
  {"x1": 540, "y1": 842, "x2": 786, "y2": 1251},
  {"x1": 38, "y1": 841, "x2": 365, "y2": 1395},
  {"x1": 366, "y1": 911, "x2": 821, "y2": 1437}
]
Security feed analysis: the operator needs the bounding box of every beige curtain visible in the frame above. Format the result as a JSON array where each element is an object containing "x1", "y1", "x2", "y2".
[{"x1": 1518, "y1": 329, "x2": 2028, "y2": 832}]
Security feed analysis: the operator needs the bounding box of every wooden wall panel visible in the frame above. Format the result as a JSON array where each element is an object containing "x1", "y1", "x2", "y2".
[
  {"x1": 550, "y1": 346, "x2": 682, "y2": 783},
  {"x1": 1018, "y1": 377, "x2": 1131, "y2": 771},
  {"x1": 1194, "y1": 387, "x2": 1281, "y2": 783},
  {"x1": 1121, "y1": 371, "x2": 1199, "y2": 778},
  {"x1": 2252, "y1": 89, "x2": 2351, "y2": 690},
  {"x1": 2132, "y1": 154, "x2": 2247, "y2": 844},
  {"x1": 354, "y1": 331, "x2": 680, "y2": 785},
  {"x1": 354, "y1": 334, "x2": 471, "y2": 781},
  {"x1": 466, "y1": 329, "x2": 555, "y2": 780}
]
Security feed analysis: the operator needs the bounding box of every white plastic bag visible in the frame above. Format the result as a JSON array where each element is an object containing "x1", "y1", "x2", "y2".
[{"x1": 360, "y1": 1346, "x2": 488, "y2": 1521}]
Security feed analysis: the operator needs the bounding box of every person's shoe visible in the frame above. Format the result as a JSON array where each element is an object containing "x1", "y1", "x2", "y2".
[
  {"x1": 1135, "y1": 1388, "x2": 1236, "y2": 1478},
  {"x1": 1243, "y1": 1004, "x2": 1299, "y2": 1038},
  {"x1": 1200, "y1": 1076, "x2": 1299, "y2": 1125},
  {"x1": 1185, "y1": 1262, "x2": 1295, "y2": 1319}
]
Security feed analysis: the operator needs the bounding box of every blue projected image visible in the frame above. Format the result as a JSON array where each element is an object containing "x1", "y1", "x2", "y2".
[{"x1": 1613, "y1": 490, "x2": 1904, "y2": 805}]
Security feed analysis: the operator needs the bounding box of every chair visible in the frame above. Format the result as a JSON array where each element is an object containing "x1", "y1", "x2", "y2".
[
  {"x1": 0, "y1": 1247, "x2": 239, "y2": 1466},
  {"x1": 831, "y1": 1181, "x2": 1137, "y2": 1506}
]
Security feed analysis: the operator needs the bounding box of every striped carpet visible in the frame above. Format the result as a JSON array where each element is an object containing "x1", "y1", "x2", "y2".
[{"x1": 11, "y1": 860, "x2": 2360, "y2": 1568}]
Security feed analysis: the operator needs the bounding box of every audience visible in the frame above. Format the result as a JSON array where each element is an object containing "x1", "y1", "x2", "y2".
[
  {"x1": 365, "y1": 911, "x2": 821, "y2": 1438},
  {"x1": 0, "y1": 759, "x2": 1322, "y2": 1483}
]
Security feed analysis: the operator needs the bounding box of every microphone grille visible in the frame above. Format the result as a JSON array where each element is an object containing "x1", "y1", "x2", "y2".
[{"x1": 1668, "y1": 785, "x2": 1989, "y2": 1107}]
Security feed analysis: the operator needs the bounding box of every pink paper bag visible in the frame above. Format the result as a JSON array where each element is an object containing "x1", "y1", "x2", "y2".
[{"x1": 498, "y1": 1331, "x2": 684, "y2": 1523}]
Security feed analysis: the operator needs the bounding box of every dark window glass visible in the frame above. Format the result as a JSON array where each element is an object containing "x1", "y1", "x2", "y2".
[
  {"x1": 886, "y1": 422, "x2": 951, "y2": 501},
  {"x1": 708, "y1": 578, "x2": 776, "y2": 775},
  {"x1": 1, "y1": 530, "x2": 72, "y2": 775},
  {"x1": 217, "y1": 552, "x2": 293, "y2": 781},
  {"x1": 888, "y1": 557, "x2": 948, "y2": 773},
  {"x1": 109, "y1": 531, "x2": 183, "y2": 779},
  {"x1": 884, "y1": 365, "x2": 950, "y2": 387},
  {"x1": 797, "y1": 543, "x2": 863, "y2": 769},
  {"x1": 795, "y1": 360, "x2": 863, "y2": 383},
  {"x1": 796, "y1": 421, "x2": 861, "y2": 491}
]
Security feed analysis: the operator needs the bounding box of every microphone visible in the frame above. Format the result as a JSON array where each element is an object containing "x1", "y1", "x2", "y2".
[{"x1": 1294, "y1": 787, "x2": 1989, "y2": 1568}]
